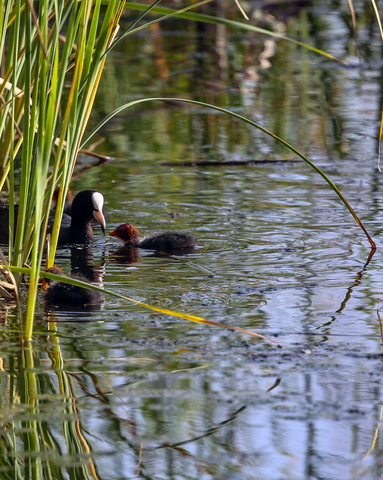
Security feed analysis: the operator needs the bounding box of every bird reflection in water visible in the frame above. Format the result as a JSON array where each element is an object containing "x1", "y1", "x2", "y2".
[
  {"x1": 109, "y1": 245, "x2": 141, "y2": 265},
  {"x1": 109, "y1": 244, "x2": 195, "y2": 267},
  {"x1": 45, "y1": 247, "x2": 105, "y2": 314}
]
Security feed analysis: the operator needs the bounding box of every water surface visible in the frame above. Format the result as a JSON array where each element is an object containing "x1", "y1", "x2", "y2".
[{"x1": 2, "y1": 1, "x2": 383, "y2": 478}]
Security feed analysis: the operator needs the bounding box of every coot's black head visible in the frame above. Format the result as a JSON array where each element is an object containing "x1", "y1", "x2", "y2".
[{"x1": 71, "y1": 190, "x2": 106, "y2": 234}]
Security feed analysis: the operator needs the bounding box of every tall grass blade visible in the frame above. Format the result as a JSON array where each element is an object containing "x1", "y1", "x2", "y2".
[{"x1": 103, "y1": 0, "x2": 162, "y2": 57}]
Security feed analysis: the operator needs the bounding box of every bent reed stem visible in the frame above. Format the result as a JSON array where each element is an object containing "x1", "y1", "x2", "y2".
[{"x1": 82, "y1": 97, "x2": 376, "y2": 251}]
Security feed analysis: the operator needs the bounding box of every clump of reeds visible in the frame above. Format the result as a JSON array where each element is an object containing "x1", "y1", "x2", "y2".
[{"x1": 0, "y1": 0, "x2": 125, "y2": 339}]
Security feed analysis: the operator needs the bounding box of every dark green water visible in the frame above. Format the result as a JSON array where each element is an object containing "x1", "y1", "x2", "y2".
[{"x1": 2, "y1": 1, "x2": 383, "y2": 479}]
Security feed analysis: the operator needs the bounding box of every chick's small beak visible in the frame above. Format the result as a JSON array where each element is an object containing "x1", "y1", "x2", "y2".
[
  {"x1": 93, "y1": 210, "x2": 106, "y2": 235},
  {"x1": 109, "y1": 228, "x2": 117, "y2": 237}
]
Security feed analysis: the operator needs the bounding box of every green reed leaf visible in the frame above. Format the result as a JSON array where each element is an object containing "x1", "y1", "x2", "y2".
[{"x1": 5, "y1": 265, "x2": 282, "y2": 347}]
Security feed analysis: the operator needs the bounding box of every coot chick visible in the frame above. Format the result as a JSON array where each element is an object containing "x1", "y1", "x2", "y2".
[
  {"x1": 50, "y1": 190, "x2": 106, "y2": 244},
  {"x1": 45, "y1": 266, "x2": 102, "y2": 307},
  {"x1": 109, "y1": 224, "x2": 195, "y2": 252}
]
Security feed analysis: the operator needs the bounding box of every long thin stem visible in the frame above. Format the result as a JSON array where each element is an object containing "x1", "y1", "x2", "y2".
[{"x1": 82, "y1": 97, "x2": 376, "y2": 250}]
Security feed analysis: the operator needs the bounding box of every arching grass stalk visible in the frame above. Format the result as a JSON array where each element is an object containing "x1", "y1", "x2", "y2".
[
  {"x1": 82, "y1": 98, "x2": 376, "y2": 250},
  {"x1": 7, "y1": 265, "x2": 282, "y2": 347},
  {"x1": 115, "y1": 2, "x2": 344, "y2": 63}
]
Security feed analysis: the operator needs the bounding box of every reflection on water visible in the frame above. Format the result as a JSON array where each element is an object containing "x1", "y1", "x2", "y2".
[{"x1": 2, "y1": 0, "x2": 383, "y2": 478}]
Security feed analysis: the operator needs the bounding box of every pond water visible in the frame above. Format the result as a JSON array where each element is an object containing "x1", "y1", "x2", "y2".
[{"x1": 2, "y1": 0, "x2": 383, "y2": 479}]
